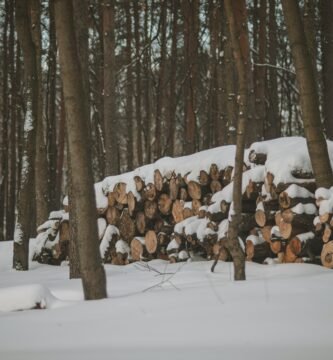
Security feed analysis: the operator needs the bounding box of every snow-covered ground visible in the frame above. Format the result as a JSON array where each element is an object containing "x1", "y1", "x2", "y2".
[{"x1": 1, "y1": 240, "x2": 333, "y2": 360}]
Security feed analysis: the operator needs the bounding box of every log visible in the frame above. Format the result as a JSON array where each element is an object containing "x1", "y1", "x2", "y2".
[
  {"x1": 192, "y1": 199, "x2": 201, "y2": 215},
  {"x1": 106, "y1": 206, "x2": 120, "y2": 226},
  {"x1": 187, "y1": 181, "x2": 201, "y2": 200},
  {"x1": 127, "y1": 191, "x2": 136, "y2": 216},
  {"x1": 322, "y1": 224, "x2": 332, "y2": 243},
  {"x1": 142, "y1": 183, "x2": 157, "y2": 201},
  {"x1": 144, "y1": 200, "x2": 158, "y2": 219},
  {"x1": 183, "y1": 206, "x2": 194, "y2": 219},
  {"x1": 222, "y1": 166, "x2": 233, "y2": 186},
  {"x1": 210, "y1": 180, "x2": 222, "y2": 194},
  {"x1": 154, "y1": 169, "x2": 164, "y2": 192},
  {"x1": 281, "y1": 209, "x2": 315, "y2": 230},
  {"x1": 321, "y1": 241, "x2": 333, "y2": 268},
  {"x1": 131, "y1": 237, "x2": 147, "y2": 261},
  {"x1": 179, "y1": 187, "x2": 189, "y2": 201},
  {"x1": 291, "y1": 169, "x2": 313, "y2": 179},
  {"x1": 220, "y1": 200, "x2": 230, "y2": 214},
  {"x1": 158, "y1": 193, "x2": 172, "y2": 215},
  {"x1": 255, "y1": 202, "x2": 275, "y2": 227},
  {"x1": 169, "y1": 175, "x2": 179, "y2": 200},
  {"x1": 114, "y1": 182, "x2": 128, "y2": 204},
  {"x1": 135, "y1": 211, "x2": 146, "y2": 235},
  {"x1": 248, "y1": 149, "x2": 267, "y2": 165},
  {"x1": 279, "y1": 191, "x2": 315, "y2": 209},
  {"x1": 145, "y1": 230, "x2": 158, "y2": 254},
  {"x1": 172, "y1": 200, "x2": 184, "y2": 223},
  {"x1": 209, "y1": 164, "x2": 220, "y2": 181},
  {"x1": 261, "y1": 226, "x2": 273, "y2": 243},
  {"x1": 278, "y1": 220, "x2": 307, "y2": 239},
  {"x1": 118, "y1": 209, "x2": 136, "y2": 242},
  {"x1": 134, "y1": 176, "x2": 145, "y2": 192},
  {"x1": 107, "y1": 191, "x2": 117, "y2": 207},
  {"x1": 199, "y1": 170, "x2": 210, "y2": 186},
  {"x1": 245, "y1": 180, "x2": 263, "y2": 200}
]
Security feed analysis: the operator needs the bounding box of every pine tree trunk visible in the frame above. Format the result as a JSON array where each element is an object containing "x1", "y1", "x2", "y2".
[
  {"x1": 46, "y1": 1, "x2": 58, "y2": 210},
  {"x1": 54, "y1": 0, "x2": 107, "y2": 300},
  {"x1": 182, "y1": 0, "x2": 199, "y2": 155},
  {"x1": 125, "y1": 2, "x2": 134, "y2": 170},
  {"x1": 265, "y1": 0, "x2": 280, "y2": 139},
  {"x1": 134, "y1": 1, "x2": 143, "y2": 166},
  {"x1": 321, "y1": 0, "x2": 333, "y2": 140},
  {"x1": 0, "y1": 0, "x2": 9, "y2": 241},
  {"x1": 31, "y1": 0, "x2": 50, "y2": 227},
  {"x1": 282, "y1": 0, "x2": 333, "y2": 188},
  {"x1": 103, "y1": 0, "x2": 119, "y2": 175},
  {"x1": 154, "y1": 0, "x2": 167, "y2": 160},
  {"x1": 224, "y1": 0, "x2": 250, "y2": 281},
  {"x1": 13, "y1": 0, "x2": 38, "y2": 270},
  {"x1": 254, "y1": 0, "x2": 266, "y2": 140},
  {"x1": 6, "y1": 0, "x2": 17, "y2": 240},
  {"x1": 166, "y1": 0, "x2": 178, "y2": 156}
]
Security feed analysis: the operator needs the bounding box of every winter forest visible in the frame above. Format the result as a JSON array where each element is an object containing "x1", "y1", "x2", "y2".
[{"x1": 1, "y1": 0, "x2": 333, "y2": 359}]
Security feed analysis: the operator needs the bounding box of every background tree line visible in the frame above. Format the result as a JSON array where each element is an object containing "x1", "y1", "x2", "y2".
[{"x1": 0, "y1": 0, "x2": 333, "y2": 243}]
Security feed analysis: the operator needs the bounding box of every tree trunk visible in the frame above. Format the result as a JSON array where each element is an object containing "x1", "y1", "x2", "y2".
[
  {"x1": 103, "y1": 0, "x2": 119, "y2": 175},
  {"x1": 0, "y1": 0, "x2": 9, "y2": 241},
  {"x1": 133, "y1": 1, "x2": 143, "y2": 166},
  {"x1": 265, "y1": 0, "x2": 280, "y2": 139},
  {"x1": 254, "y1": 0, "x2": 266, "y2": 140},
  {"x1": 13, "y1": 0, "x2": 38, "y2": 270},
  {"x1": 166, "y1": 0, "x2": 178, "y2": 156},
  {"x1": 223, "y1": 0, "x2": 250, "y2": 281},
  {"x1": 46, "y1": 0, "x2": 59, "y2": 210},
  {"x1": 54, "y1": 0, "x2": 107, "y2": 300},
  {"x1": 321, "y1": 0, "x2": 333, "y2": 140},
  {"x1": 125, "y1": 2, "x2": 134, "y2": 170},
  {"x1": 6, "y1": 0, "x2": 17, "y2": 240},
  {"x1": 182, "y1": 0, "x2": 199, "y2": 154},
  {"x1": 31, "y1": 0, "x2": 50, "y2": 227},
  {"x1": 282, "y1": 0, "x2": 333, "y2": 188},
  {"x1": 154, "y1": 0, "x2": 167, "y2": 160}
]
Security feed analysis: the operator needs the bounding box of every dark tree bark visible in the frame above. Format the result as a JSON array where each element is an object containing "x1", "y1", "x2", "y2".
[
  {"x1": 282, "y1": 0, "x2": 333, "y2": 188},
  {"x1": 143, "y1": 0, "x2": 152, "y2": 163},
  {"x1": 253, "y1": 0, "x2": 266, "y2": 140},
  {"x1": 54, "y1": 0, "x2": 107, "y2": 299},
  {"x1": 46, "y1": 0, "x2": 59, "y2": 210},
  {"x1": 6, "y1": 0, "x2": 17, "y2": 240},
  {"x1": 0, "y1": 0, "x2": 9, "y2": 241},
  {"x1": 133, "y1": 1, "x2": 143, "y2": 166},
  {"x1": 13, "y1": 0, "x2": 38, "y2": 270},
  {"x1": 154, "y1": 0, "x2": 167, "y2": 160},
  {"x1": 182, "y1": 0, "x2": 199, "y2": 155},
  {"x1": 223, "y1": 0, "x2": 250, "y2": 281},
  {"x1": 223, "y1": 7, "x2": 237, "y2": 145},
  {"x1": 321, "y1": 0, "x2": 333, "y2": 140},
  {"x1": 303, "y1": 0, "x2": 316, "y2": 71},
  {"x1": 103, "y1": 0, "x2": 119, "y2": 175},
  {"x1": 166, "y1": 0, "x2": 179, "y2": 156},
  {"x1": 125, "y1": 2, "x2": 134, "y2": 170},
  {"x1": 265, "y1": 0, "x2": 280, "y2": 139},
  {"x1": 31, "y1": 0, "x2": 50, "y2": 227}
]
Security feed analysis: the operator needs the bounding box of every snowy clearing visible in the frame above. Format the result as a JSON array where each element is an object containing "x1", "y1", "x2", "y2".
[{"x1": 1, "y1": 240, "x2": 333, "y2": 360}]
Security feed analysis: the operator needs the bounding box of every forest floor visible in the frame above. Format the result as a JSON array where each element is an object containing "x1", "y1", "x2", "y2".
[{"x1": 0, "y1": 239, "x2": 333, "y2": 360}]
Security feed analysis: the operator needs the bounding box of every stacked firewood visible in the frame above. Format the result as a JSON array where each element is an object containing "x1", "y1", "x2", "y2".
[
  {"x1": 33, "y1": 140, "x2": 332, "y2": 268},
  {"x1": 314, "y1": 188, "x2": 333, "y2": 268}
]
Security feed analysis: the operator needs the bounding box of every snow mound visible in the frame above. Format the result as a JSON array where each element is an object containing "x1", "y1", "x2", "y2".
[{"x1": 0, "y1": 284, "x2": 59, "y2": 312}]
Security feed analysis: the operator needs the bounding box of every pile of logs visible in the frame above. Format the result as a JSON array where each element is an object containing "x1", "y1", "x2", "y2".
[{"x1": 33, "y1": 144, "x2": 332, "y2": 269}]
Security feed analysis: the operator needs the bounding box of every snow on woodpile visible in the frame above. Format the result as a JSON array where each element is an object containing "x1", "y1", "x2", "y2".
[{"x1": 34, "y1": 137, "x2": 333, "y2": 268}]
